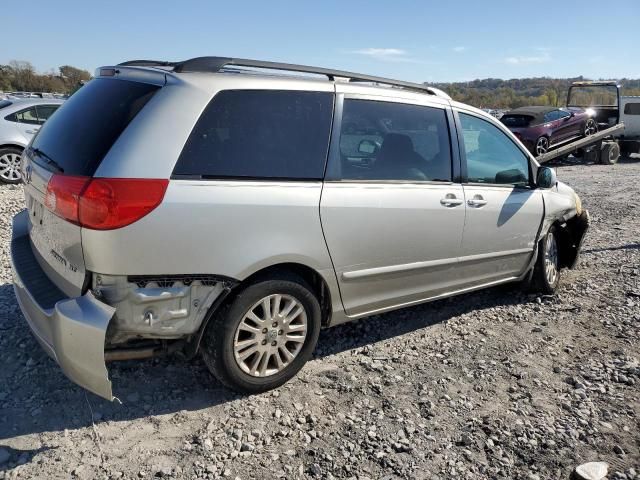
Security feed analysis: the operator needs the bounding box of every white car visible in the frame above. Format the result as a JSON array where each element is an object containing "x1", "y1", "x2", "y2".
[{"x1": 0, "y1": 98, "x2": 64, "y2": 183}]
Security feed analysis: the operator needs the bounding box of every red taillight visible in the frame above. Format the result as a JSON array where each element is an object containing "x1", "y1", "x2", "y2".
[
  {"x1": 45, "y1": 175, "x2": 168, "y2": 230},
  {"x1": 45, "y1": 175, "x2": 90, "y2": 225}
]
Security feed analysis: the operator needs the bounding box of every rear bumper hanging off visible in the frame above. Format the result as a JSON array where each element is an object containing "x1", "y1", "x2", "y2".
[{"x1": 11, "y1": 210, "x2": 116, "y2": 401}]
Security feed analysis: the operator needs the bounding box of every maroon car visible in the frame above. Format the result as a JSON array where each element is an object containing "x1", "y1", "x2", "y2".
[{"x1": 501, "y1": 106, "x2": 597, "y2": 156}]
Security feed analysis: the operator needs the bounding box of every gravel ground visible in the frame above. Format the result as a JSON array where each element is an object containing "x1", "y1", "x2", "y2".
[{"x1": 0, "y1": 156, "x2": 638, "y2": 480}]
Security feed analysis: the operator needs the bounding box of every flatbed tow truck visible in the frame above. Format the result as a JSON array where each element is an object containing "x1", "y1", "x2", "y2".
[
  {"x1": 535, "y1": 81, "x2": 640, "y2": 165},
  {"x1": 536, "y1": 122, "x2": 625, "y2": 164}
]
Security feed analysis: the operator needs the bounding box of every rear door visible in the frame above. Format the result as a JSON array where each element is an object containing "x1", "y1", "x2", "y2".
[
  {"x1": 22, "y1": 78, "x2": 160, "y2": 297},
  {"x1": 9, "y1": 106, "x2": 41, "y2": 141},
  {"x1": 320, "y1": 92, "x2": 465, "y2": 317},
  {"x1": 455, "y1": 110, "x2": 543, "y2": 287}
]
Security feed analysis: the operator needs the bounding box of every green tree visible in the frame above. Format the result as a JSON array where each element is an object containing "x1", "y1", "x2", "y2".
[{"x1": 59, "y1": 65, "x2": 91, "y2": 91}]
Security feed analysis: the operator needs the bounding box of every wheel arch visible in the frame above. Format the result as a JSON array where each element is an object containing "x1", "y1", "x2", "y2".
[
  {"x1": 547, "y1": 214, "x2": 589, "y2": 270},
  {"x1": 0, "y1": 143, "x2": 26, "y2": 152},
  {"x1": 238, "y1": 262, "x2": 334, "y2": 327},
  {"x1": 186, "y1": 261, "x2": 336, "y2": 358}
]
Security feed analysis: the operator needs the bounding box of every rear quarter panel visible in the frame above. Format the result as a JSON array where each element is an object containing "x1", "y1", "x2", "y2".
[{"x1": 81, "y1": 180, "x2": 336, "y2": 281}]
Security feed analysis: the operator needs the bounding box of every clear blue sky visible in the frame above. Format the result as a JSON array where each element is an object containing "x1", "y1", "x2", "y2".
[{"x1": 4, "y1": 0, "x2": 639, "y2": 82}]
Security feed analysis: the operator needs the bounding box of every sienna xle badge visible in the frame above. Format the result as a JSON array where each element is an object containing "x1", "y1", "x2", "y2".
[{"x1": 11, "y1": 56, "x2": 589, "y2": 400}]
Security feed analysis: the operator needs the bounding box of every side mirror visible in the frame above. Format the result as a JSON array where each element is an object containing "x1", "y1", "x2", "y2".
[
  {"x1": 357, "y1": 139, "x2": 379, "y2": 155},
  {"x1": 536, "y1": 166, "x2": 557, "y2": 189}
]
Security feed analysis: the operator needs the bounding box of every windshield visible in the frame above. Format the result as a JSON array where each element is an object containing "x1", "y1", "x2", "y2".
[{"x1": 568, "y1": 85, "x2": 618, "y2": 107}]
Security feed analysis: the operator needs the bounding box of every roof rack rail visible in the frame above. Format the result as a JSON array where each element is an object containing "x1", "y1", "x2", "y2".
[
  {"x1": 118, "y1": 59, "x2": 177, "y2": 68},
  {"x1": 116, "y1": 56, "x2": 449, "y2": 98}
]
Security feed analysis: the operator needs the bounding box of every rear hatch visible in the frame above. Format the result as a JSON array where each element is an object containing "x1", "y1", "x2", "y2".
[{"x1": 22, "y1": 77, "x2": 161, "y2": 297}]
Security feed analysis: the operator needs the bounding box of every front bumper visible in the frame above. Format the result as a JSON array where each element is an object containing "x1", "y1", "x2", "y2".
[
  {"x1": 561, "y1": 209, "x2": 590, "y2": 269},
  {"x1": 10, "y1": 210, "x2": 116, "y2": 401}
]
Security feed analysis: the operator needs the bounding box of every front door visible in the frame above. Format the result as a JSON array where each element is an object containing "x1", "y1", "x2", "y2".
[
  {"x1": 320, "y1": 94, "x2": 465, "y2": 317},
  {"x1": 455, "y1": 110, "x2": 544, "y2": 287},
  {"x1": 555, "y1": 109, "x2": 580, "y2": 141}
]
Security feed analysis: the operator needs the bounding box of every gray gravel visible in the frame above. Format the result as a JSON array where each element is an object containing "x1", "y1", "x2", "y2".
[{"x1": 0, "y1": 156, "x2": 639, "y2": 479}]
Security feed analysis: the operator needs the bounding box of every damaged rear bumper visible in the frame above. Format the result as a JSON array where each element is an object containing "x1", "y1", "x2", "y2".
[{"x1": 11, "y1": 210, "x2": 116, "y2": 401}]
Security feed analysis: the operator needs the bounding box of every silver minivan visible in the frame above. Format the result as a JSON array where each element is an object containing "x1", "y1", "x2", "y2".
[{"x1": 11, "y1": 57, "x2": 589, "y2": 400}]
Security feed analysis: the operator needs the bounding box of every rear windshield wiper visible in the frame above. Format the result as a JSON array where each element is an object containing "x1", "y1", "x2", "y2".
[{"x1": 30, "y1": 147, "x2": 64, "y2": 173}]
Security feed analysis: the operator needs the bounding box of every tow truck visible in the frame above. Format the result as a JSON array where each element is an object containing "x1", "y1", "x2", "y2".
[{"x1": 535, "y1": 81, "x2": 640, "y2": 165}]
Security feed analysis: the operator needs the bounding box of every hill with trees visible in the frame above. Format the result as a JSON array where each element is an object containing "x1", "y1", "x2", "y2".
[
  {"x1": 427, "y1": 77, "x2": 640, "y2": 109},
  {"x1": 0, "y1": 60, "x2": 91, "y2": 94},
  {"x1": 2, "y1": 60, "x2": 639, "y2": 109}
]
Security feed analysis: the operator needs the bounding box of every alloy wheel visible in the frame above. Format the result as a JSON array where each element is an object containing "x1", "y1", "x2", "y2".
[
  {"x1": 0, "y1": 153, "x2": 22, "y2": 182},
  {"x1": 584, "y1": 119, "x2": 597, "y2": 136},
  {"x1": 535, "y1": 137, "x2": 549, "y2": 156},
  {"x1": 233, "y1": 294, "x2": 308, "y2": 377},
  {"x1": 544, "y1": 233, "x2": 558, "y2": 286}
]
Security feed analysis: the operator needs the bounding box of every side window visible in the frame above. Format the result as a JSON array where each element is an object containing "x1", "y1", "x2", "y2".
[
  {"x1": 174, "y1": 90, "x2": 333, "y2": 180},
  {"x1": 459, "y1": 113, "x2": 530, "y2": 187},
  {"x1": 557, "y1": 110, "x2": 571, "y2": 119},
  {"x1": 624, "y1": 103, "x2": 640, "y2": 115},
  {"x1": 36, "y1": 105, "x2": 59, "y2": 124},
  {"x1": 338, "y1": 99, "x2": 452, "y2": 182},
  {"x1": 544, "y1": 110, "x2": 559, "y2": 122},
  {"x1": 13, "y1": 108, "x2": 40, "y2": 125}
]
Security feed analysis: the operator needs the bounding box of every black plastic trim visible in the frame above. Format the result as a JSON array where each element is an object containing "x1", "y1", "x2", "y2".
[
  {"x1": 127, "y1": 274, "x2": 239, "y2": 289},
  {"x1": 11, "y1": 235, "x2": 67, "y2": 310}
]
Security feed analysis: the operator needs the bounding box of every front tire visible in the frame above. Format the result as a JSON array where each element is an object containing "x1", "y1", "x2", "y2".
[
  {"x1": 201, "y1": 277, "x2": 321, "y2": 394},
  {"x1": 530, "y1": 226, "x2": 561, "y2": 294},
  {"x1": 0, "y1": 147, "x2": 23, "y2": 184}
]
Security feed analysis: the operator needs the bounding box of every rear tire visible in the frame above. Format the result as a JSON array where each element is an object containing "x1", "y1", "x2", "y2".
[
  {"x1": 201, "y1": 277, "x2": 321, "y2": 394},
  {"x1": 583, "y1": 119, "x2": 598, "y2": 137},
  {"x1": 599, "y1": 142, "x2": 620, "y2": 165},
  {"x1": 0, "y1": 147, "x2": 23, "y2": 184},
  {"x1": 582, "y1": 147, "x2": 600, "y2": 163},
  {"x1": 529, "y1": 226, "x2": 561, "y2": 295},
  {"x1": 534, "y1": 136, "x2": 549, "y2": 156}
]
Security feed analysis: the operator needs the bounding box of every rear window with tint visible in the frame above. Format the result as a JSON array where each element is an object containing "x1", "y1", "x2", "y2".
[
  {"x1": 500, "y1": 115, "x2": 533, "y2": 128},
  {"x1": 174, "y1": 90, "x2": 334, "y2": 180},
  {"x1": 30, "y1": 78, "x2": 159, "y2": 176}
]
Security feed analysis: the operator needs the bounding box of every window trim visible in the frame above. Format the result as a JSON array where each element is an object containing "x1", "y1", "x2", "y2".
[
  {"x1": 453, "y1": 108, "x2": 534, "y2": 190},
  {"x1": 324, "y1": 94, "x2": 459, "y2": 184},
  {"x1": 170, "y1": 89, "x2": 336, "y2": 182},
  {"x1": 5, "y1": 107, "x2": 41, "y2": 125}
]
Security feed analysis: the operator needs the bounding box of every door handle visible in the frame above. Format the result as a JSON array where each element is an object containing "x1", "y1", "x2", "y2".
[
  {"x1": 440, "y1": 194, "x2": 463, "y2": 207},
  {"x1": 26, "y1": 129, "x2": 40, "y2": 134},
  {"x1": 467, "y1": 195, "x2": 487, "y2": 207}
]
